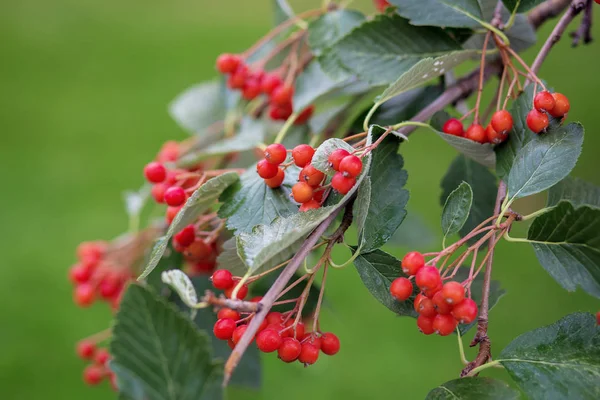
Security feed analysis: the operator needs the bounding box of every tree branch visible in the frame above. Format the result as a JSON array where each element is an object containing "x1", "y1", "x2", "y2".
[{"x1": 571, "y1": 0, "x2": 593, "y2": 46}]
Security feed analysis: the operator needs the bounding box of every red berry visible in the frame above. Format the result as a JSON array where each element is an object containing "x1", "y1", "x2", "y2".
[
  {"x1": 213, "y1": 318, "x2": 237, "y2": 340},
  {"x1": 485, "y1": 124, "x2": 507, "y2": 145},
  {"x1": 320, "y1": 333, "x2": 340, "y2": 356},
  {"x1": 331, "y1": 172, "x2": 356, "y2": 195},
  {"x1": 299, "y1": 199, "x2": 319, "y2": 211},
  {"x1": 442, "y1": 118, "x2": 464, "y2": 137},
  {"x1": 294, "y1": 322, "x2": 306, "y2": 340},
  {"x1": 423, "y1": 281, "x2": 443, "y2": 299},
  {"x1": 191, "y1": 261, "x2": 215, "y2": 275},
  {"x1": 549, "y1": 93, "x2": 570, "y2": 118},
  {"x1": 94, "y1": 348, "x2": 111, "y2": 365},
  {"x1": 292, "y1": 182, "x2": 314, "y2": 203},
  {"x1": 490, "y1": 110, "x2": 513, "y2": 135},
  {"x1": 266, "y1": 312, "x2": 283, "y2": 325},
  {"x1": 299, "y1": 164, "x2": 325, "y2": 187},
  {"x1": 157, "y1": 141, "x2": 179, "y2": 163},
  {"x1": 211, "y1": 269, "x2": 234, "y2": 290},
  {"x1": 143, "y1": 162, "x2": 167, "y2": 183},
  {"x1": 452, "y1": 298, "x2": 478, "y2": 324},
  {"x1": 265, "y1": 168, "x2": 285, "y2": 188},
  {"x1": 432, "y1": 291, "x2": 453, "y2": 315},
  {"x1": 328, "y1": 149, "x2": 350, "y2": 170},
  {"x1": 83, "y1": 365, "x2": 104, "y2": 386},
  {"x1": 390, "y1": 277, "x2": 413, "y2": 301},
  {"x1": 264, "y1": 143, "x2": 287, "y2": 165},
  {"x1": 465, "y1": 124, "x2": 487, "y2": 143},
  {"x1": 442, "y1": 281, "x2": 465, "y2": 305},
  {"x1": 278, "y1": 337, "x2": 302, "y2": 362},
  {"x1": 224, "y1": 284, "x2": 249, "y2": 300},
  {"x1": 596, "y1": 311, "x2": 600, "y2": 326},
  {"x1": 227, "y1": 65, "x2": 248, "y2": 89},
  {"x1": 415, "y1": 266, "x2": 442, "y2": 291},
  {"x1": 417, "y1": 297, "x2": 437, "y2": 317},
  {"x1": 526, "y1": 109, "x2": 549, "y2": 133},
  {"x1": 271, "y1": 85, "x2": 294, "y2": 106},
  {"x1": 99, "y1": 277, "x2": 120, "y2": 300},
  {"x1": 261, "y1": 73, "x2": 282, "y2": 95},
  {"x1": 373, "y1": 0, "x2": 391, "y2": 12},
  {"x1": 184, "y1": 239, "x2": 212, "y2": 261},
  {"x1": 433, "y1": 314, "x2": 458, "y2": 336},
  {"x1": 174, "y1": 225, "x2": 196, "y2": 247},
  {"x1": 242, "y1": 79, "x2": 261, "y2": 100},
  {"x1": 292, "y1": 144, "x2": 315, "y2": 168},
  {"x1": 417, "y1": 315, "x2": 435, "y2": 335},
  {"x1": 74, "y1": 283, "x2": 95, "y2": 307},
  {"x1": 402, "y1": 251, "x2": 425, "y2": 276},
  {"x1": 151, "y1": 183, "x2": 168, "y2": 203},
  {"x1": 534, "y1": 90, "x2": 556, "y2": 112},
  {"x1": 77, "y1": 242, "x2": 105, "y2": 263},
  {"x1": 165, "y1": 206, "x2": 182, "y2": 224},
  {"x1": 217, "y1": 308, "x2": 240, "y2": 321},
  {"x1": 76, "y1": 340, "x2": 96, "y2": 360},
  {"x1": 339, "y1": 155, "x2": 363, "y2": 177},
  {"x1": 216, "y1": 53, "x2": 241, "y2": 74},
  {"x1": 268, "y1": 103, "x2": 293, "y2": 121},
  {"x1": 295, "y1": 105, "x2": 315, "y2": 125},
  {"x1": 298, "y1": 342, "x2": 320, "y2": 365},
  {"x1": 257, "y1": 159, "x2": 279, "y2": 179},
  {"x1": 69, "y1": 263, "x2": 93, "y2": 284},
  {"x1": 414, "y1": 293, "x2": 427, "y2": 314},
  {"x1": 256, "y1": 329, "x2": 283, "y2": 353},
  {"x1": 232, "y1": 324, "x2": 248, "y2": 344},
  {"x1": 312, "y1": 189, "x2": 324, "y2": 203},
  {"x1": 164, "y1": 186, "x2": 186, "y2": 207}
]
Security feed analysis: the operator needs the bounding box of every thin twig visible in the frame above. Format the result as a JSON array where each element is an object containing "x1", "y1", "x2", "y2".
[{"x1": 571, "y1": 0, "x2": 593, "y2": 46}]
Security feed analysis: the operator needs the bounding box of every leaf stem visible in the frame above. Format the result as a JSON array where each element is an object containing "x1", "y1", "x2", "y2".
[
  {"x1": 466, "y1": 360, "x2": 503, "y2": 376},
  {"x1": 520, "y1": 206, "x2": 555, "y2": 221},
  {"x1": 456, "y1": 328, "x2": 469, "y2": 365},
  {"x1": 502, "y1": 230, "x2": 531, "y2": 243},
  {"x1": 274, "y1": 113, "x2": 299, "y2": 144},
  {"x1": 362, "y1": 102, "x2": 381, "y2": 132}
]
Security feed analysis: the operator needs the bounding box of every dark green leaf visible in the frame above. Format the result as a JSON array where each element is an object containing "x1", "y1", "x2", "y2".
[
  {"x1": 146, "y1": 244, "x2": 184, "y2": 292},
  {"x1": 440, "y1": 155, "x2": 497, "y2": 245},
  {"x1": 390, "y1": 0, "x2": 494, "y2": 28},
  {"x1": 441, "y1": 182, "x2": 473, "y2": 245},
  {"x1": 547, "y1": 176, "x2": 600, "y2": 208},
  {"x1": 503, "y1": 0, "x2": 544, "y2": 13},
  {"x1": 425, "y1": 377, "x2": 520, "y2": 400},
  {"x1": 308, "y1": 9, "x2": 365, "y2": 56},
  {"x1": 110, "y1": 285, "x2": 223, "y2": 400},
  {"x1": 499, "y1": 312, "x2": 600, "y2": 400},
  {"x1": 169, "y1": 80, "x2": 228, "y2": 135},
  {"x1": 354, "y1": 177, "x2": 372, "y2": 242},
  {"x1": 527, "y1": 201, "x2": 600, "y2": 298},
  {"x1": 292, "y1": 61, "x2": 348, "y2": 112}
]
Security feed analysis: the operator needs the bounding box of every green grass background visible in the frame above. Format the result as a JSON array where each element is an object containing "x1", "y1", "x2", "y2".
[{"x1": 1, "y1": 1, "x2": 598, "y2": 399}]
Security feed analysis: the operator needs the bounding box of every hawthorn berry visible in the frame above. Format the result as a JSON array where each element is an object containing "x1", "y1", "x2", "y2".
[
  {"x1": 331, "y1": 172, "x2": 356, "y2": 194},
  {"x1": 433, "y1": 314, "x2": 458, "y2": 336},
  {"x1": 526, "y1": 109, "x2": 549, "y2": 133},
  {"x1": 442, "y1": 118, "x2": 464, "y2": 137},
  {"x1": 257, "y1": 159, "x2": 279, "y2": 179},
  {"x1": 299, "y1": 164, "x2": 325, "y2": 187},
  {"x1": 143, "y1": 162, "x2": 167, "y2": 183},
  {"x1": 491, "y1": 110, "x2": 513, "y2": 134},
  {"x1": 298, "y1": 342, "x2": 320, "y2": 365},
  {"x1": 291, "y1": 144, "x2": 315, "y2": 168},
  {"x1": 94, "y1": 348, "x2": 111, "y2": 365},
  {"x1": 74, "y1": 283, "x2": 95, "y2": 307},
  {"x1": 232, "y1": 324, "x2": 248, "y2": 344},
  {"x1": 292, "y1": 182, "x2": 314, "y2": 203},
  {"x1": 173, "y1": 225, "x2": 196, "y2": 247},
  {"x1": 485, "y1": 124, "x2": 507, "y2": 145},
  {"x1": 211, "y1": 269, "x2": 234, "y2": 290},
  {"x1": 271, "y1": 85, "x2": 294, "y2": 106},
  {"x1": 264, "y1": 168, "x2": 285, "y2": 188},
  {"x1": 217, "y1": 308, "x2": 240, "y2": 321},
  {"x1": 432, "y1": 291, "x2": 453, "y2": 315},
  {"x1": 164, "y1": 186, "x2": 187, "y2": 207},
  {"x1": 261, "y1": 73, "x2": 282, "y2": 95},
  {"x1": 442, "y1": 281, "x2": 465, "y2": 305},
  {"x1": 534, "y1": 90, "x2": 556, "y2": 112},
  {"x1": 320, "y1": 333, "x2": 340, "y2": 356},
  {"x1": 213, "y1": 318, "x2": 237, "y2": 340},
  {"x1": 83, "y1": 365, "x2": 104, "y2": 386},
  {"x1": 278, "y1": 337, "x2": 302, "y2": 362},
  {"x1": 256, "y1": 329, "x2": 283, "y2": 353},
  {"x1": 328, "y1": 149, "x2": 351, "y2": 170},
  {"x1": 76, "y1": 340, "x2": 96, "y2": 360},
  {"x1": 417, "y1": 297, "x2": 437, "y2": 317},
  {"x1": 417, "y1": 315, "x2": 435, "y2": 335},
  {"x1": 295, "y1": 105, "x2": 315, "y2": 125},
  {"x1": 339, "y1": 155, "x2": 363, "y2": 177},
  {"x1": 184, "y1": 239, "x2": 212, "y2": 261},
  {"x1": 216, "y1": 53, "x2": 241, "y2": 74},
  {"x1": 390, "y1": 277, "x2": 413, "y2": 301},
  {"x1": 549, "y1": 93, "x2": 570, "y2": 117},
  {"x1": 264, "y1": 143, "x2": 287, "y2": 165},
  {"x1": 402, "y1": 251, "x2": 425, "y2": 276},
  {"x1": 224, "y1": 284, "x2": 249, "y2": 300},
  {"x1": 465, "y1": 123, "x2": 487, "y2": 143},
  {"x1": 415, "y1": 266, "x2": 441, "y2": 290},
  {"x1": 452, "y1": 298, "x2": 478, "y2": 324}
]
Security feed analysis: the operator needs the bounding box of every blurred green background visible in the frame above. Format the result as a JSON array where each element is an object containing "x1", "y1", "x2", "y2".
[{"x1": 1, "y1": 0, "x2": 598, "y2": 399}]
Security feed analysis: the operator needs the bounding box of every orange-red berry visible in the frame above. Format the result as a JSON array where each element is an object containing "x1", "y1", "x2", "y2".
[
  {"x1": 526, "y1": 109, "x2": 549, "y2": 133},
  {"x1": 491, "y1": 110, "x2": 513, "y2": 134},
  {"x1": 299, "y1": 199, "x2": 320, "y2": 212},
  {"x1": 465, "y1": 124, "x2": 487, "y2": 143},
  {"x1": 257, "y1": 159, "x2": 279, "y2": 179},
  {"x1": 291, "y1": 144, "x2": 315, "y2": 168},
  {"x1": 442, "y1": 281, "x2": 465, "y2": 305},
  {"x1": 415, "y1": 266, "x2": 442, "y2": 291},
  {"x1": 390, "y1": 277, "x2": 413, "y2": 301},
  {"x1": 548, "y1": 93, "x2": 570, "y2": 118},
  {"x1": 452, "y1": 298, "x2": 478, "y2": 324},
  {"x1": 278, "y1": 337, "x2": 302, "y2": 362},
  {"x1": 433, "y1": 314, "x2": 458, "y2": 336},
  {"x1": 256, "y1": 329, "x2": 283, "y2": 353},
  {"x1": 265, "y1": 168, "x2": 285, "y2": 189},
  {"x1": 331, "y1": 172, "x2": 356, "y2": 194},
  {"x1": 402, "y1": 251, "x2": 425, "y2": 276},
  {"x1": 417, "y1": 315, "x2": 435, "y2": 335},
  {"x1": 534, "y1": 90, "x2": 556, "y2": 112},
  {"x1": 292, "y1": 182, "x2": 314, "y2": 203},
  {"x1": 298, "y1": 342, "x2": 320, "y2": 365},
  {"x1": 328, "y1": 149, "x2": 351, "y2": 170},
  {"x1": 320, "y1": 333, "x2": 340, "y2": 356},
  {"x1": 339, "y1": 155, "x2": 363, "y2": 177},
  {"x1": 264, "y1": 144, "x2": 287, "y2": 165},
  {"x1": 442, "y1": 118, "x2": 464, "y2": 137}
]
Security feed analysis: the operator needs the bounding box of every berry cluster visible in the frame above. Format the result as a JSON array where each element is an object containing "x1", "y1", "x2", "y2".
[
  {"x1": 389, "y1": 251, "x2": 479, "y2": 336},
  {"x1": 526, "y1": 91, "x2": 570, "y2": 134},
  {"x1": 442, "y1": 109, "x2": 514, "y2": 145},
  {"x1": 216, "y1": 54, "x2": 314, "y2": 123},
  {"x1": 327, "y1": 149, "x2": 363, "y2": 195},
  {"x1": 172, "y1": 223, "x2": 220, "y2": 276},
  {"x1": 211, "y1": 269, "x2": 249, "y2": 300},
  {"x1": 76, "y1": 340, "x2": 116, "y2": 389}
]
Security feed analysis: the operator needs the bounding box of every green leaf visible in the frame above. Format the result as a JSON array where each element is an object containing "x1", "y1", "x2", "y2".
[
  {"x1": 547, "y1": 176, "x2": 600, "y2": 208},
  {"x1": 146, "y1": 244, "x2": 184, "y2": 292},
  {"x1": 425, "y1": 377, "x2": 520, "y2": 400},
  {"x1": 371, "y1": 85, "x2": 443, "y2": 127},
  {"x1": 110, "y1": 285, "x2": 223, "y2": 400},
  {"x1": 360, "y1": 131, "x2": 409, "y2": 253},
  {"x1": 319, "y1": 14, "x2": 464, "y2": 86},
  {"x1": 308, "y1": 9, "x2": 365, "y2": 56},
  {"x1": 502, "y1": 0, "x2": 544, "y2": 13},
  {"x1": 431, "y1": 111, "x2": 496, "y2": 168},
  {"x1": 499, "y1": 312, "x2": 600, "y2": 400},
  {"x1": 139, "y1": 172, "x2": 239, "y2": 280},
  {"x1": 527, "y1": 201, "x2": 600, "y2": 298},
  {"x1": 273, "y1": 0, "x2": 293, "y2": 25},
  {"x1": 440, "y1": 155, "x2": 497, "y2": 245},
  {"x1": 292, "y1": 61, "x2": 348, "y2": 112},
  {"x1": 441, "y1": 182, "x2": 473, "y2": 245},
  {"x1": 389, "y1": 0, "x2": 495, "y2": 28},
  {"x1": 311, "y1": 138, "x2": 355, "y2": 175},
  {"x1": 387, "y1": 211, "x2": 438, "y2": 249},
  {"x1": 161, "y1": 269, "x2": 198, "y2": 308},
  {"x1": 506, "y1": 123, "x2": 583, "y2": 200},
  {"x1": 354, "y1": 177, "x2": 372, "y2": 243},
  {"x1": 169, "y1": 80, "x2": 228, "y2": 135}
]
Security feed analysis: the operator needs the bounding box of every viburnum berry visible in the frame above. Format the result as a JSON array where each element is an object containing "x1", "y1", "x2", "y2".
[
  {"x1": 298, "y1": 342, "x2": 320, "y2": 365},
  {"x1": 402, "y1": 251, "x2": 425, "y2": 276},
  {"x1": 83, "y1": 365, "x2": 104, "y2": 386},
  {"x1": 291, "y1": 144, "x2": 315, "y2": 168},
  {"x1": 256, "y1": 329, "x2": 283, "y2": 353},
  {"x1": 549, "y1": 93, "x2": 570, "y2": 117},
  {"x1": 331, "y1": 172, "x2": 356, "y2": 194},
  {"x1": 417, "y1": 297, "x2": 437, "y2": 317},
  {"x1": 184, "y1": 239, "x2": 212, "y2": 261},
  {"x1": 264, "y1": 168, "x2": 285, "y2": 188},
  {"x1": 328, "y1": 149, "x2": 351, "y2": 170},
  {"x1": 271, "y1": 85, "x2": 294, "y2": 106},
  {"x1": 74, "y1": 283, "x2": 95, "y2": 307},
  {"x1": 217, "y1": 308, "x2": 240, "y2": 321},
  {"x1": 390, "y1": 277, "x2": 413, "y2": 301},
  {"x1": 216, "y1": 53, "x2": 241, "y2": 74},
  {"x1": 224, "y1": 284, "x2": 249, "y2": 300},
  {"x1": 442, "y1": 281, "x2": 465, "y2": 305},
  {"x1": 264, "y1": 143, "x2": 287, "y2": 165},
  {"x1": 278, "y1": 337, "x2": 302, "y2": 362},
  {"x1": 432, "y1": 291, "x2": 453, "y2": 315},
  {"x1": 76, "y1": 340, "x2": 96, "y2": 360},
  {"x1": 151, "y1": 183, "x2": 168, "y2": 203},
  {"x1": 213, "y1": 318, "x2": 237, "y2": 340},
  {"x1": 320, "y1": 332, "x2": 340, "y2": 356},
  {"x1": 232, "y1": 324, "x2": 248, "y2": 344},
  {"x1": 261, "y1": 73, "x2": 282, "y2": 95},
  {"x1": 292, "y1": 182, "x2": 314, "y2": 203},
  {"x1": 433, "y1": 314, "x2": 458, "y2": 336},
  {"x1": 452, "y1": 298, "x2": 478, "y2": 324},
  {"x1": 442, "y1": 118, "x2": 464, "y2": 137},
  {"x1": 94, "y1": 348, "x2": 111, "y2": 365},
  {"x1": 299, "y1": 199, "x2": 320, "y2": 212},
  {"x1": 534, "y1": 90, "x2": 556, "y2": 112},
  {"x1": 295, "y1": 105, "x2": 315, "y2": 125},
  {"x1": 173, "y1": 225, "x2": 196, "y2": 247},
  {"x1": 339, "y1": 155, "x2": 362, "y2": 177},
  {"x1": 491, "y1": 110, "x2": 513, "y2": 134},
  {"x1": 415, "y1": 266, "x2": 441, "y2": 290},
  {"x1": 143, "y1": 162, "x2": 167, "y2": 183},
  {"x1": 417, "y1": 315, "x2": 435, "y2": 335},
  {"x1": 299, "y1": 164, "x2": 325, "y2": 187},
  {"x1": 526, "y1": 109, "x2": 549, "y2": 133},
  {"x1": 465, "y1": 123, "x2": 487, "y2": 143},
  {"x1": 211, "y1": 269, "x2": 234, "y2": 290},
  {"x1": 190, "y1": 260, "x2": 216, "y2": 275},
  {"x1": 485, "y1": 124, "x2": 507, "y2": 144},
  {"x1": 257, "y1": 159, "x2": 279, "y2": 179},
  {"x1": 164, "y1": 186, "x2": 187, "y2": 207}
]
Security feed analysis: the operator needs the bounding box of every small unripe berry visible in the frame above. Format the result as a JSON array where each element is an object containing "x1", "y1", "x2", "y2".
[
  {"x1": 328, "y1": 149, "x2": 351, "y2": 170},
  {"x1": 331, "y1": 172, "x2": 356, "y2": 194},
  {"x1": 164, "y1": 186, "x2": 187, "y2": 207},
  {"x1": 442, "y1": 118, "x2": 464, "y2": 137},
  {"x1": 526, "y1": 109, "x2": 549, "y2": 133},
  {"x1": 216, "y1": 53, "x2": 241, "y2": 74},
  {"x1": 292, "y1": 144, "x2": 315, "y2": 168},
  {"x1": 417, "y1": 315, "x2": 435, "y2": 335},
  {"x1": 299, "y1": 164, "x2": 325, "y2": 187},
  {"x1": 224, "y1": 284, "x2": 249, "y2": 300},
  {"x1": 452, "y1": 298, "x2": 478, "y2": 324},
  {"x1": 465, "y1": 124, "x2": 487, "y2": 143},
  {"x1": 417, "y1": 297, "x2": 437, "y2": 317},
  {"x1": 548, "y1": 93, "x2": 570, "y2": 118},
  {"x1": 534, "y1": 90, "x2": 556, "y2": 112},
  {"x1": 76, "y1": 340, "x2": 96, "y2": 360},
  {"x1": 211, "y1": 269, "x2": 234, "y2": 290},
  {"x1": 83, "y1": 365, "x2": 104, "y2": 386},
  {"x1": 320, "y1": 333, "x2": 340, "y2": 356},
  {"x1": 257, "y1": 159, "x2": 279, "y2": 179},
  {"x1": 402, "y1": 251, "x2": 425, "y2": 276},
  {"x1": 292, "y1": 182, "x2": 314, "y2": 203},
  {"x1": 442, "y1": 281, "x2": 465, "y2": 305},
  {"x1": 339, "y1": 155, "x2": 363, "y2": 177},
  {"x1": 415, "y1": 266, "x2": 441, "y2": 290},
  {"x1": 143, "y1": 162, "x2": 167, "y2": 183},
  {"x1": 213, "y1": 318, "x2": 237, "y2": 340},
  {"x1": 485, "y1": 124, "x2": 507, "y2": 145},
  {"x1": 278, "y1": 337, "x2": 302, "y2": 362},
  {"x1": 491, "y1": 110, "x2": 513, "y2": 134},
  {"x1": 264, "y1": 168, "x2": 285, "y2": 188},
  {"x1": 264, "y1": 143, "x2": 287, "y2": 165},
  {"x1": 256, "y1": 329, "x2": 283, "y2": 353},
  {"x1": 217, "y1": 308, "x2": 241, "y2": 321},
  {"x1": 271, "y1": 85, "x2": 294, "y2": 106},
  {"x1": 432, "y1": 291, "x2": 453, "y2": 315},
  {"x1": 433, "y1": 314, "x2": 458, "y2": 336},
  {"x1": 390, "y1": 277, "x2": 413, "y2": 301},
  {"x1": 298, "y1": 342, "x2": 320, "y2": 365}
]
